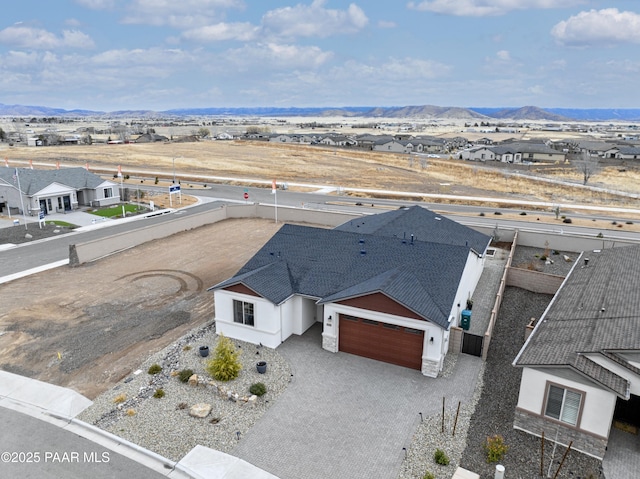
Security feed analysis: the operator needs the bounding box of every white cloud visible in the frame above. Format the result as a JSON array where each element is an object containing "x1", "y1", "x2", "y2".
[
  {"x1": 378, "y1": 20, "x2": 397, "y2": 29},
  {"x1": 0, "y1": 26, "x2": 95, "y2": 50},
  {"x1": 74, "y1": 0, "x2": 117, "y2": 9},
  {"x1": 122, "y1": 0, "x2": 245, "y2": 28},
  {"x1": 407, "y1": 0, "x2": 584, "y2": 17},
  {"x1": 261, "y1": 0, "x2": 368, "y2": 38},
  {"x1": 551, "y1": 9, "x2": 640, "y2": 46},
  {"x1": 182, "y1": 22, "x2": 259, "y2": 42},
  {"x1": 496, "y1": 50, "x2": 511, "y2": 61},
  {"x1": 222, "y1": 43, "x2": 334, "y2": 70}
]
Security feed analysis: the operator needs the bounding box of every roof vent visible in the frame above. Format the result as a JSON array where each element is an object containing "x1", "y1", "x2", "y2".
[
  {"x1": 584, "y1": 257, "x2": 589, "y2": 266},
  {"x1": 360, "y1": 249, "x2": 367, "y2": 256},
  {"x1": 359, "y1": 238, "x2": 365, "y2": 245}
]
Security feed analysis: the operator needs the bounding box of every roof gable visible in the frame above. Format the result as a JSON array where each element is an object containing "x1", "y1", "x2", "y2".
[{"x1": 211, "y1": 216, "x2": 475, "y2": 329}]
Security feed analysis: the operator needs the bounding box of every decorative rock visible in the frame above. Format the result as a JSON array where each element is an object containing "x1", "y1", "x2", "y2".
[
  {"x1": 189, "y1": 403, "x2": 211, "y2": 418},
  {"x1": 188, "y1": 374, "x2": 198, "y2": 386},
  {"x1": 25, "y1": 233, "x2": 33, "y2": 239},
  {"x1": 247, "y1": 395, "x2": 257, "y2": 406},
  {"x1": 563, "y1": 255, "x2": 572, "y2": 262}
]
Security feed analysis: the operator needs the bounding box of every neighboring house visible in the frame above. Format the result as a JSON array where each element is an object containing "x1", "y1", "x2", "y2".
[
  {"x1": 513, "y1": 244, "x2": 640, "y2": 459},
  {"x1": 209, "y1": 206, "x2": 491, "y2": 377},
  {"x1": 616, "y1": 147, "x2": 640, "y2": 160},
  {"x1": 0, "y1": 167, "x2": 120, "y2": 216},
  {"x1": 459, "y1": 146, "x2": 496, "y2": 161},
  {"x1": 372, "y1": 139, "x2": 410, "y2": 153},
  {"x1": 134, "y1": 133, "x2": 169, "y2": 143}
]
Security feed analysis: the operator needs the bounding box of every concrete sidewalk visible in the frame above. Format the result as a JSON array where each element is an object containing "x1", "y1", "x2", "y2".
[{"x1": 0, "y1": 371, "x2": 278, "y2": 478}]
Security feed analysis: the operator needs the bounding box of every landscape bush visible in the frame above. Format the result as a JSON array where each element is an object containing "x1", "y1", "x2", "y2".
[
  {"x1": 249, "y1": 382, "x2": 267, "y2": 396},
  {"x1": 207, "y1": 334, "x2": 242, "y2": 381},
  {"x1": 178, "y1": 368, "x2": 194, "y2": 383},
  {"x1": 434, "y1": 448, "x2": 450, "y2": 466},
  {"x1": 423, "y1": 472, "x2": 435, "y2": 479},
  {"x1": 484, "y1": 434, "x2": 509, "y2": 463},
  {"x1": 148, "y1": 364, "x2": 162, "y2": 375},
  {"x1": 153, "y1": 388, "x2": 165, "y2": 398}
]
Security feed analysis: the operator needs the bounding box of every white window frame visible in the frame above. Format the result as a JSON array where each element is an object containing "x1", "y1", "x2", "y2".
[
  {"x1": 104, "y1": 187, "x2": 113, "y2": 198},
  {"x1": 233, "y1": 299, "x2": 255, "y2": 327}
]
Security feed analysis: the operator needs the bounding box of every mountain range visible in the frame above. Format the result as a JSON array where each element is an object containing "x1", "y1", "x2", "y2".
[{"x1": 1, "y1": 102, "x2": 640, "y2": 122}]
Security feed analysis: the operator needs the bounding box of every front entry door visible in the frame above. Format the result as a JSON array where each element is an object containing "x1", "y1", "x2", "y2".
[
  {"x1": 39, "y1": 199, "x2": 47, "y2": 214},
  {"x1": 63, "y1": 195, "x2": 71, "y2": 211}
]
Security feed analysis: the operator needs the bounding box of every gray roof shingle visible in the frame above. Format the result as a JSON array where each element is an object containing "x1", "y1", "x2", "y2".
[
  {"x1": 515, "y1": 244, "x2": 640, "y2": 397},
  {"x1": 211, "y1": 210, "x2": 483, "y2": 329},
  {"x1": 334, "y1": 205, "x2": 490, "y2": 256},
  {"x1": 0, "y1": 167, "x2": 113, "y2": 195}
]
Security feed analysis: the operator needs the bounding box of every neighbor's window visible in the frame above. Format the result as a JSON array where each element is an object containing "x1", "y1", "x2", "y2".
[
  {"x1": 104, "y1": 187, "x2": 113, "y2": 198},
  {"x1": 233, "y1": 300, "x2": 254, "y2": 327},
  {"x1": 544, "y1": 384, "x2": 582, "y2": 426}
]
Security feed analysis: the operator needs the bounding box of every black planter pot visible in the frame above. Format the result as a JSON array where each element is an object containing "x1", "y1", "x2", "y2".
[
  {"x1": 256, "y1": 361, "x2": 267, "y2": 374},
  {"x1": 199, "y1": 345, "x2": 210, "y2": 357}
]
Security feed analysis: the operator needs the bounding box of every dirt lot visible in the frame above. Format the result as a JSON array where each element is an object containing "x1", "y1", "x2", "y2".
[{"x1": 0, "y1": 218, "x2": 283, "y2": 399}]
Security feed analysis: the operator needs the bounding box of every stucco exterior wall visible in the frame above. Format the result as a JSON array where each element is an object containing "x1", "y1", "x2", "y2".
[{"x1": 514, "y1": 368, "x2": 616, "y2": 444}]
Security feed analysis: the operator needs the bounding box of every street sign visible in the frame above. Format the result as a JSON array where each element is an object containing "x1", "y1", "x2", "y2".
[
  {"x1": 243, "y1": 192, "x2": 249, "y2": 200},
  {"x1": 169, "y1": 184, "x2": 181, "y2": 193},
  {"x1": 38, "y1": 211, "x2": 44, "y2": 220}
]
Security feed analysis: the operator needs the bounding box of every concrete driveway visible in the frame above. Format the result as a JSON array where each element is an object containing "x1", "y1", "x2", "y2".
[{"x1": 232, "y1": 323, "x2": 482, "y2": 479}]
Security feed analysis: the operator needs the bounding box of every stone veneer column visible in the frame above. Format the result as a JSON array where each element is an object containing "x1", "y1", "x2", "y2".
[
  {"x1": 421, "y1": 358, "x2": 439, "y2": 378},
  {"x1": 513, "y1": 409, "x2": 608, "y2": 460},
  {"x1": 322, "y1": 333, "x2": 338, "y2": 353}
]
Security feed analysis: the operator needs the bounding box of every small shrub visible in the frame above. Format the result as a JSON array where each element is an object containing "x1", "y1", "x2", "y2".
[
  {"x1": 423, "y1": 472, "x2": 435, "y2": 479},
  {"x1": 148, "y1": 364, "x2": 162, "y2": 375},
  {"x1": 113, "y1": 393, "x2": 126, "y2": 404},
  {"x1": 183, "y1": 345, "x2": 192, "y2": 351},
  {"x1": 153, "y1": 388, "x2": 165, "y2": 398},
  {"x1": 540, "y1": 255, "x2": 547, "y2": 261},
  {"x1": 612, "y1": 221, "x2": 617, "y2": 225},
  {"x1": 494, "y1": 211, "x2": 502, "y2": 215},
  {"x1": 552, "y1": 250, "x2": 559, "y2": 255},
  {"x1": 176, "y1": 402, "x2": 188, "y2": 410},
  {"x1": 596, "y1": 232, "x2": 604, "y2": 238},
  {"x1": 178, "y1": 369, "x2": 194, "y2": 383},
  {"x1": 484, "y1": 434, "x2": 509, "y2": 463},
  {"x1": 126, "y1": 408, "x2": 136, "y2": 416},
  {"x1": 626, "y1": 221, "x2": 633, "y2": 225},
  {"x1": 562, "y1": 218, "x2": 572, "y2": 224},
  {"x1": 250, "y1": 382, "x2": 267, "y2": 396},
  {"x1": 479, "y1": 212, "x2": 485, "y2": 216},
  {"x1": 519, "y1": 211, "x2": 527, "y2": 215},
  {"x1": 154, "y1": 176, "x2": 159, "y2": 185},
  {"x1": 434, "y1": 448, "x2": 450, "y2": 466},
  {"x1": 206, "y1": 334, "x2": 242, "y2": 381}
]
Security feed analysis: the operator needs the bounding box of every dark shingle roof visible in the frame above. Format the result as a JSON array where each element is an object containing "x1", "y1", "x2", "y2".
[
  {"x1": 212, "y1": 220, "x2": 474, "y2": 329},
  {"x1": 0, "y1": 167, "x2": 113, "y2": 195},
  {"x1": 334, "y1": 206, "x2": 490, "y2": 257},
  {"x1": 514, "y1": 244, "x2": 640, "y2": 397}
]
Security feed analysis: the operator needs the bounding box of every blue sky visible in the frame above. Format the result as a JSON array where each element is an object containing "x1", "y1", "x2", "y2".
[{"x1": 1, "y1": 0, "x2": 639, "y2": 111}]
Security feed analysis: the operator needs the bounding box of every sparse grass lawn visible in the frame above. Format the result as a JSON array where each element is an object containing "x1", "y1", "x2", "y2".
[
  {"x1": 91, "y1": 204, "x2": 140, "y2": 218},
  {"x1": 45, "y1": 220, "x2": 76, "y2": 228}
]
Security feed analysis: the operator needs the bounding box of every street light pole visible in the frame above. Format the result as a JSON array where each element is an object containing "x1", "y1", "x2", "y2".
[{"x1": 172, "y1": 157, "x2": 176, "y2": 184}]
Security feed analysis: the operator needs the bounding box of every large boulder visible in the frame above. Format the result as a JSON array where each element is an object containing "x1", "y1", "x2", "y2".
[{"x1": 189, "y1": 403, "x2": 211, "y2": 418}]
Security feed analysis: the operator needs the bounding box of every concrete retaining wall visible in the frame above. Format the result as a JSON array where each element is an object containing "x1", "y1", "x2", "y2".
[
  {"x1": 506, "y1": 267, "x2": 565, "y2": 295},
  {"x1": 70, "y1": 203, "x2": 359, "y2": 266}
]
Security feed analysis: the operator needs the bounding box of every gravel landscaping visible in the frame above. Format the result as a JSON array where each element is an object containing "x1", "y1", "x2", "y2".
[
  {"x1": 78, "y1": 321, "x2": 293, "y2": 461},
  {"x1": 0, "y1": 221, "x2": 75, "y2": 244}
]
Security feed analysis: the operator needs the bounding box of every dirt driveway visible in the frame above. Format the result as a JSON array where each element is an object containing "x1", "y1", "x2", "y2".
[{"x1": 0, "y1": 218, "x2": 282, "y2": 399}]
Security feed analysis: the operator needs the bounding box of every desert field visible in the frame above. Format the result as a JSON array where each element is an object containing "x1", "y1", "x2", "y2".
[{"x1": 3, "y1": 139, "x2": 640, "y2": 211}]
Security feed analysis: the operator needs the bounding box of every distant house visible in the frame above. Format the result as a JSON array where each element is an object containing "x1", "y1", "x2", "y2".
[
  {"x1": 0, "y1": 167, "x2": 120, "y2": 216},
  {"x1": 372, "y1": 139, "x2": 409, "y2": 153},
  {"x1": 459, "y1": 146, "x2": 495, "y2": 162},
  {"x1": 513, "y1": 245, "x2": 640, "y2": 459},
  {"x1": 135, "y1": 133, "x2": 169, "y2": 143},
  {"x1": 209, "y1": 206, "x2": 491, "y2": 378},
  {"x1": 616, "y1": 147, "x2": 640, "y2": 160}
]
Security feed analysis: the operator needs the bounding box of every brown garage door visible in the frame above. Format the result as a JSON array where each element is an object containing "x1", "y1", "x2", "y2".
[{"x1": 338, "y1": 314, "x2": 424, "y2": 370}]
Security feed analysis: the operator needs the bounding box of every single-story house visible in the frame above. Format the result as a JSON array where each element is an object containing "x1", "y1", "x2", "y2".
[
  {"x1": 0, "y1": 167, "x2": 121, "y2": 216},
  {"x1": 513, "y1": 244, "x2": 640, "y2": 459},
  {"x1": 616, "y1": 147, "x2": 640, "y2": 160},
  {"x1": 210, "y1": 206, "x2": 491, "y2": 377}
]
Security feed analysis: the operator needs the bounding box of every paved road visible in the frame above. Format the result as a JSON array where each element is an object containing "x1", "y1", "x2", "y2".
[{"x1": 0, "y1": 408, "x2": 169, "y2": 479}]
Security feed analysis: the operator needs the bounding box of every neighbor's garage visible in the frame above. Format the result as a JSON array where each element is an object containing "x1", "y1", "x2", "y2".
[{"x1": 338, "y1": 314, "x2": 424, "y2": 370}]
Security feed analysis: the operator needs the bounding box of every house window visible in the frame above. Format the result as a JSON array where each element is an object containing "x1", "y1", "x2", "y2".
[
  {"x1": 544, "y1": 384, "x2": 582, "y2": 426},
  {"x1": 104, "y1": 187, "x2": 113, "y2": 198},
  {"x1": 233, "y1": 300, "x2": 254, "y2": 327}
]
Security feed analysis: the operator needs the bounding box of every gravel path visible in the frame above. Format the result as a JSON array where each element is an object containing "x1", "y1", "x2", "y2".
[{"x1": 458, "y1": 286, "x2": 603, "y2": 479}]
